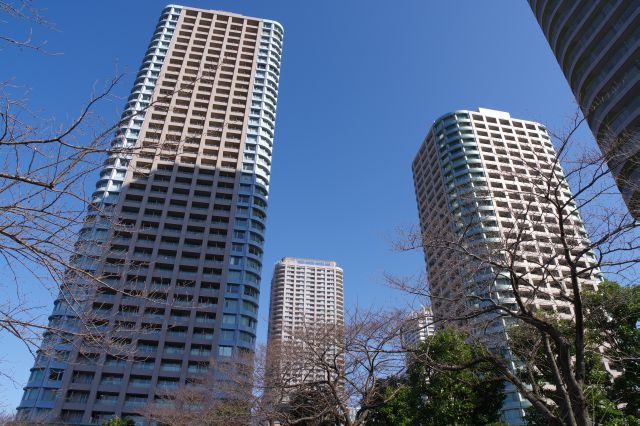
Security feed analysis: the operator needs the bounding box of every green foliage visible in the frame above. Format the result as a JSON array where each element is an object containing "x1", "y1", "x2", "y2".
[
  {"x1": 102, "y1": 416, "x2": 135, "y2": 426},
  {"x1": 368, "y1": 281, "x2": 639, "y2": 425},
  {"x1": 367, "y1": 328, "x2": 506, "y2": 426},
  {"x1": 584, "y1": 280, "x2": 640, "y2": 418},
  {"x1": 523, "y1": 406, "x2": 548, "y2": 426},
  {"x1": 519, "y1": 339, "x2": 629, "y2": 425},
  {"x1": 522, "y1": 280, "x2": 640, "y2": 425},
  {"x1": 408, "y1": 329, "x2": 506, "y2": 425},
  {"x1": 366, "y1": 377, "x2": 413, "y2": 426}
]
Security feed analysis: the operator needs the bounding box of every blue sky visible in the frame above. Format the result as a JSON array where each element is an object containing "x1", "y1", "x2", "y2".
[{"x1": 1, "y1": 0, "x2": 604, "y2": 410}]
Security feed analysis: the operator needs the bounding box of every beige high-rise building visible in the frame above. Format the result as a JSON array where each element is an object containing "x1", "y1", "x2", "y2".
[
  {"x1": 267, "y1": 257, "x2": 344, "y2": 385},
  {"x1": 412, "y1": 107, "x2": 602, "y2": 425},
  {"x1": 17, "y1": 4, "x2": 283, "y2": 424}
]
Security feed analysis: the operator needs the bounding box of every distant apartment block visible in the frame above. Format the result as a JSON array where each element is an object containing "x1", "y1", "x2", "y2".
[
  {"x1": 267, "y1": 257, "x2": 344, "y2": 386},
  {"x1": 401, "y1": 305, "x2": 435, "y2": 351},
  {"x1": 412, "y1": 108, "x2": 602, "y2": 424},
  {"x1": 17, "y1": 4, "x2": 283, "y2": 424},
  {"x1": 529, "y1": 0, "x2": 640, "y2": 217}
]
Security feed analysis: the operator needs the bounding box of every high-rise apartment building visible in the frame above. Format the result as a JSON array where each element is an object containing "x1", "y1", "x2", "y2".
[
  {"x1": 412, "y1": 108, "x2": 602, "y2": 424},
  {"x1": 267, "y1": 257, "x2": 344, "y2": 385},
  {"x1": 401, "y1": 305, "x2": 435, "y2": 351},
  {"x1": 528, "y1": 0, "x2": 640, "y2": 217},
  {"x1": 17, "y1": 5, "x2": 283, "y2": 424}
]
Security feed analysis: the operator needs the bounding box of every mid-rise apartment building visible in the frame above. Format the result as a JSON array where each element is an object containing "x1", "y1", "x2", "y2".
[
  {"x1": 17, "y1": 5, "x2": 283, "y2": 424},
  {"x1": 267, "y1": 257, "x2": 344, "y2": 386},
  {"x1": 412, "y1": 108, "x2": 602, "y2": 424},
  {"x1": 528, "y1": 0, "x2": 640, "y2": 217}
]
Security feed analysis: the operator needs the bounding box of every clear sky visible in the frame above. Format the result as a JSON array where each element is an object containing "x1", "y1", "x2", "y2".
[{"x1": 1, "y1": 0, "x2": 606, "y2": 410}]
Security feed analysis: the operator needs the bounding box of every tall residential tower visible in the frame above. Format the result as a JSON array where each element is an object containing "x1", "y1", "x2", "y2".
[
  {"x1": 528, "y1": 0, "x2": 640, "y2": 217},
  {"x1": 412, "y1": 108, "x2": 602, "y2": 424},
  {"x1": 17, "y1": 5, "x2": 283, "y2": 424},
  {"x1": 267, "y1": 257, "x2": 344, "y2": 386}
]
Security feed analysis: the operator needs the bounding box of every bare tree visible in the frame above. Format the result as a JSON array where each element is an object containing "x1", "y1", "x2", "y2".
[
  {"x1": 0, "y1": 3, "x2": 223, "y2": 406},
  {"x1": 142, "y1": 381, "x2": 253, "y2": 426},
  {"x1": 258, "y1": 309, "x2": 407, "y2": 426},
  {"x1": 0, "y1": 0, "x2": 57, "y2": 53},
  {"x1": 141, "y1": 349, "x2": 255, "y2": 426},
  {"x1": 0, "y1": 409, "x2": 48, "y2": 425},
  {"x1": 0, "y1": 15, "x2": 141, "y2": 407},
  {"x1": 140, "y1": 309, "x2": 408, "y2": 426},
  {"x1": 389, "y1": 113, "x2": 640, "y2": 426}
]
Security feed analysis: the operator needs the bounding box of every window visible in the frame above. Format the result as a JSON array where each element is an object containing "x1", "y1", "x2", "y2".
[
  {"x1": 133, "y1": 359, "x2": 155, "y2": 370},
  {"x1": 243, "y1": 301, "x2": 258, "y2": 313},
  {"x1": 126, "y1": 394, "x2": 148, "y2": 405},
  {"x1": 72, "y1": 372, "x2": 94, "y2": 384},
  {"x1": 101, "y1": 374, "x2": 124, "y2": 385},
  {"x1": 55, "y1": 350, "x2": 70, "y2": 361},
  {"x1": 240, "y1": 315, "x2": 256, "y2": 329},
  {"x1": 224, "y1": 299, "x2": 238, "y2": 309},
  {"x1": 41, "y1": 388, "x2": 57, "y2": 401},
  {"x1": 245, "y1": 271, "x2": 259, "y2": 284},
  {"x1": 67, "y1": 390, "x2": 89, "y2": 403},
  {"x1": 164, "y1": 343, "x2": 184, "y2": 354},
  {"x1": 128, "y1": 375, "x2": 150, "y2": 387},
  {"x1": 48, "y1": 369, "x2": 64, "y2": 381},
  {"x1": 218, "y1": 346, "x2": 232, "y2": 357},
  {"x1": 160, "y1": 361, "x2": 181, "y2": 372},
  {"x1": 96, "y1": 392, "x2": 118, "y2": 403},
  {"x1": 158, "y1": 378, "x2": 179, "y2": 388},
  {"x1": 23, "y1": 388, "x2": 38, "y2": 401},
  {"x1": 61, "y1": 410, "x2": 83, "y2": 422},
  {"x1": 244, "y1": 286, "x2": 258, "y2": 298},
  {"x1": 239, "y1": 331, "x2": 255, "y2": 344},
  {"x1": 222, "y1": 314, "x2": 236, "y2": 325},
  {"x1": 28, "y1": 368, "x2": 44, "y2": 382},
  {"x1": 221, "y1": 329, "x2": 235, "y2": 340},
  {"x1": 247, "y1": 258, "x2": 261, "y2": 270}
]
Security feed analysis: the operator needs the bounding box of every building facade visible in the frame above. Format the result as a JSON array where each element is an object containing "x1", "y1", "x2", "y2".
[
  {"x1": 267, "y1": 257, "x2": 344, "y2": 386},
  {"x1": 401, "y1": 305, "x2": 435, "y2": 351},
  {"x1": 412, "y1": 108, "x2": 602, "y2": 424},
  {"x1": 528, "y1": 0, "x2": 640, "y2": 217},
  {"x1": 17, "y1": 5, "x2": 283, "y2": 424}
]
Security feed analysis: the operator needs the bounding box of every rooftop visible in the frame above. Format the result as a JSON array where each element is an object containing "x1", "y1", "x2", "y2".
[{"x1": 279, "y1": 257, "x2": 339, "y2": 267}]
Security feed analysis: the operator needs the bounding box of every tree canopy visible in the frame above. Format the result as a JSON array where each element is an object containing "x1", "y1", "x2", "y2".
[
  {"x1": 368, "y1": 328, "x2": 506, "y2": 426},
  {"x1": 102, "y1": 417, "x2": 135, "y2": 426}
]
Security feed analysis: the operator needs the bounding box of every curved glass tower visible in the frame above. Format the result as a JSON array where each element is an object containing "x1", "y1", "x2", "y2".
[
  {"x1": 17, "y1": 5, "x2": 283, "y2": 424},
  {"x1": 528, "y1": 0, "x2": 640, "y2": 217}
]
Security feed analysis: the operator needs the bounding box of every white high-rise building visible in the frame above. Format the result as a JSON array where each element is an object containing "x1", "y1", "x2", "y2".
[
  {"x1": 412, "y1": 108, "x2": 602, "y2": 424},
  {"x1": 268, "y1": 257, "x2": 344, "y2": 341},
  {"x1": 401, "y1": 305, "x2": 435, "y2": 350},
  {"x1": 267, "y1": 257, "x2": 344, "y2": 385}
]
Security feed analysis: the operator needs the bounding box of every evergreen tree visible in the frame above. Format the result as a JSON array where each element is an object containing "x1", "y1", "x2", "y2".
[
  {"x1": 368, "y1": 328, "x2": 506, "y2": 426},
  {"x1": 102, "y1": 417, "x2": 135, "y2": 426}
]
